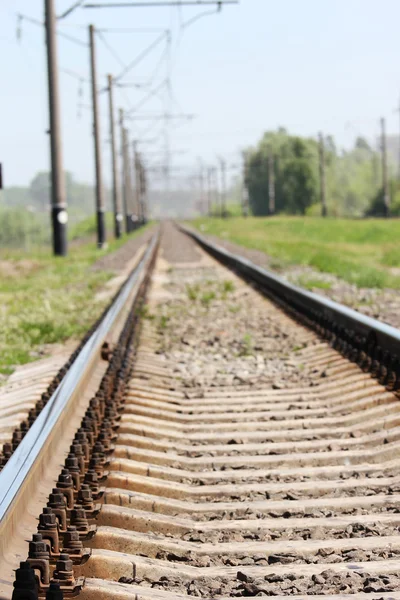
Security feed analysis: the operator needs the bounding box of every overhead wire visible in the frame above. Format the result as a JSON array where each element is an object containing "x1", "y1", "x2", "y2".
[
  {"x1": 114, "y1": 30, "x2": 169, "y2": 81},
  {"x1": 96, "y1": 29, "x2": 127, "y2": 70},
  {"x1": 17, "y1": 13, "x2": 88, "y2": 47},
  {"x1": 127, "y1": 79, "x2": 168, "y2": 115},
  {"x1": 57, "y1": 0, "x2": 86, "y2": 19}
]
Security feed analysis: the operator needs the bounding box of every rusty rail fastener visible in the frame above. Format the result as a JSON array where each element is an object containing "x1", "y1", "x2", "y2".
[
  {"x1": 46, "y1": 581, "x2": 64, "y2": 599},
  {"x1": 27, "y1": 534, "x2": 50, "y2": 588},
  {"x1": 12, "y1": 562, "x2": 38, "y2": 600},
  {"x1": 56, "y1": 470, "x2": 75, "y2": 509},
  {"x1": 38, "y1": 508, "x2": 60, "y2": 557},
  {"x1": 47, "y1": 491, "x2": 67, "y2": 533}
]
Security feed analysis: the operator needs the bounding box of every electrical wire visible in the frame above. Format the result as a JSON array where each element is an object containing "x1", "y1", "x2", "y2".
[
  {"x1": 180, "y1": 4, "x2": 221, "y2": 30},
  {"x1": 115, "y1": 31, "x2": 168, "y2": 81},
  {"x1": 17, "y1": 13, "x2": 88, "y2": 47},
  {"x1": 96, "y1": 29, "x2": 127, "y2": 70},
  {"x1": 127, "y1": 79, "x2": 168, "y2": 114},
  {"x1": 97, "y1": 27, "x2": 168, "y2": 33},
  {"x1": 57, "y1": 0, "x2": 86, "y2": 19}
]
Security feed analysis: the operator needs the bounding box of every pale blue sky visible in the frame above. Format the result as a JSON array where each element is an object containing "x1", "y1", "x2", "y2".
[{"x1": 1, "y1": 0, "x2": 400, "y2": 187}]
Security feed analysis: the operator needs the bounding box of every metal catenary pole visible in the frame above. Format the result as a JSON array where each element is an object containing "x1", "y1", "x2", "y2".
[
  {"x1": 139, "y1": 160, "x2": 147, "y2": 224},
  {"x1": 89, "y1": 24, "x2": 106, "y2": 247},
  {"x1": 133, "y1": 140, "x2": 140, "y2": 228},
  {"x1": 268, "y1": 151, "x2": 275, "y2": 216},
  {"x1": 119, "y1": 109, "x2": 129, "y2": 232},
  {"x1": 219, "y1": 157, "x2": 226, "y2": 218},
  {"x1": 107, "y1": 75, "x2": 123, "y2": 238},
  {"x1": 45, "y1": 0, "x2": 68, "y2": 256},
  {"x1": 124, "y1": 127, "x2": 133, "y2": 232},
  {"x1": 207, "y1": 167, "x2": 212, "y2": 217},
  {"x1": 318, "y1": 132, "x2": 327, "y2": 217},
  {"x1": 381, "y1": 117, "x2": 390, "y2": 217}
]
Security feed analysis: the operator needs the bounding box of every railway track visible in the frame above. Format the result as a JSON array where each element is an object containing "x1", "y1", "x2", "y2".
[{"x1": 2, "y1": 223, "x2": 400, "y2": 599}]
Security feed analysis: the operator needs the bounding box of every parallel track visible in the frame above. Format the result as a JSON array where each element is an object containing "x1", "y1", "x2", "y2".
[{"x1": 2, "y1": 224, "x2": 400, "y2": 600}]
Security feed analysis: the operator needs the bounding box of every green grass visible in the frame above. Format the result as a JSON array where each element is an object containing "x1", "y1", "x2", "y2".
[
  {"x1": 193, "y1": 217, "x2": 400, "y2": 290},
  {"x1": 0, "y1": 225, "x2": 151, "y2": 375},
  {"x1": 296, "y1": 276, "x2": 333, "y2": 291},
  {"x1": 69, "y1": 212, "x2": 115, "y2": 241}
]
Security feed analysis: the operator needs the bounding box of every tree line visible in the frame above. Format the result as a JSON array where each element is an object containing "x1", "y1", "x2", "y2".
[{"x1": 244, "y1": 128, "x2": 400, "y2": 218}]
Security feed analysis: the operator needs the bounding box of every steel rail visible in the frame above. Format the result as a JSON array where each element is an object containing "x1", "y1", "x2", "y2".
[
  {"x1": 181, "y1": 225, "x2": 400, "y2": 361},
  {"x1": 0, "y1": 230, "x2": 159, "y2": 527}
]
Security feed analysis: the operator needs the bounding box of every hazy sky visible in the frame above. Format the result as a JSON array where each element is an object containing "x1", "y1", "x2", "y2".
[{"x1": 1, "y1": 0, "x2": 400, "y2": 188}]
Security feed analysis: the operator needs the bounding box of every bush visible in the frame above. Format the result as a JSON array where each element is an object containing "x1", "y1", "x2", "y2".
[{"x1": 0, "y1": 207, "x2": 50, "y2": 249}]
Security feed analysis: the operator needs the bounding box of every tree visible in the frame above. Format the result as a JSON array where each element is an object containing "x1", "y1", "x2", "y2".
[
  {"x1": 29, "y1": 172, "x2": 50, "y2": 210},
  {"x1": 29, "y1": 171, "x2": 75, "y2": 210},
  {"x1": 245, "y1": 129, "x2": 319, "y2": 216}
]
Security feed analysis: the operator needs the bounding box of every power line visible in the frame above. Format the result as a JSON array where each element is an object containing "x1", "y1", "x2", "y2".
[
  {"x1": 97, "y1": 27, "x2": 168, "y2": 32},
  {"x1": 96, "y1": 29, "x2": 127, "y2": 70},
  {"x1": 83, "y1": 1, "x2": 239, "y2": 7},
  {"x1": 57, "y1": 0, "x2": 86, "y2": 19},
  {"x1": 115, "y1": 31, "x2": 169, "y2": 81},
  {"x1": 126, "y1": 79, "x2": 168, "y2": 114},
  {"x1": 125, "y1": 112, "x2": 195, "y2": 121},
  {"x1": 17, "y1": 13, "x2": 88, "y2": 47}
]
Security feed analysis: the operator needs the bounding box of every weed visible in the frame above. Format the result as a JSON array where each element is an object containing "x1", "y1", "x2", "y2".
[
  {"x1": 136, "y1": 304, "x2": 155, "y2": 320},
  {"x1": 221, "y1": 280, "x2": 235, "y2": 294},
  {"x1": 229, "y1": 305, "x2": 240, "y2": 313},
  {"x1": 201, "y1": 291, "x2": 216, "y2": 307},
  {"x1": 239, "y1": 333, "x2": 253, "y2": 356},
  {"x1": 158, "y1": 315, "x2": 169, "y2": 330},
  {"x1": 186, "y1": 284, "x2": 200, "y2": 301},
  {"x1": 269, "y1": 259, "x2": 286, "y2": 271}
]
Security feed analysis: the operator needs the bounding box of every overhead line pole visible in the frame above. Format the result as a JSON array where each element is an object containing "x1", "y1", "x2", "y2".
[
  {"x1": 139, "y1": 159, "x2": 147, "y2": 224},
  {"x1": 119, "y1": 109, "x2": 129, "y2": 232},
  {"x1": 268, "y1": 151, "x2": 275, "y2": 216},
  {"x1": 207, "y1": 167, "x2": 212, "y2": 217},
  {"x1": 133, "y1": 141, "x2": 141, "y2": 228},
  {"x1": 219, "y1": 157, "x2": 226, "y2": 218},
  {"x1": 89, "y1": 24, "x2": 106, "y2": 247},
  {"x1": 318, "y1": 132, "x2": 327, "y2": 218},
  {"x1": 381, "y1": 117, "x2": 390, "y2": 218},
  {"x1": 124, "y1": 128, "x2": 134, "y2": 232},
  {"x1": 45, "y1": 0, "x2": 68, "y2": 256},
  {"x1": 107, "y1": 74, "x2": 123, "y2": 238}
]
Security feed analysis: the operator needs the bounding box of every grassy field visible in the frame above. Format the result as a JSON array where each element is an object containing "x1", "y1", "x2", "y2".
[
  {"x1": 0, "y1": 225, "x2": 149, "y2": 376},
  {"x1": 192, "y1": 217, "x2": 400, "y2": 290}
]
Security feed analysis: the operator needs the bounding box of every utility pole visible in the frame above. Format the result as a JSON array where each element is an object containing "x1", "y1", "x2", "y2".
[
  {"x1": 119, "y1": 109, "x2": 129, "y2": 232},
  {"x1": 198, "y1": 161, "x2": 205, "y2": 215},
  {"x1": 319, "y1": 132, "x2": 327, "y2": 217},
  {"x1": 213, "y1": 167, "x2": 219, "y2": 217},
  {"x1": 219, "y1": 157, "x2": 226, "y2": 218},
  {"x1": 268, "y1": 152, "x2": 275, "y2": 215},
  {"x1": 89, "y1": 24, "x2": 106, "y2": 247},
  {"x1": 133, "y1": 141, "x2": 140, "y2": 228},
  {"x1": 45, "y1": 0, "x2": 67, "y2": 256},
  {"x1": 207, "y1": 167, "x2": 212, "y2": 217},
  {"x1": 241, "y1": 153, "x2": 247, "y2": 217},
  {"x1": 107, "y1": 75, "x2": 122, "y2": 238},
  {"x1": 381, "y1": 117, "x2": 390, "y2": 218},
  {"x1": 396, "y1": 97, "x2": 400, "y2": 181},
  {"x1": 139, "y1": 161, "x2": 147, "y2": 223},
  {"x1": 124, "y1": 128, "x2": 133, "y2": 231}
]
